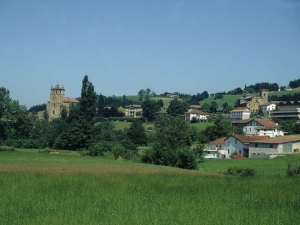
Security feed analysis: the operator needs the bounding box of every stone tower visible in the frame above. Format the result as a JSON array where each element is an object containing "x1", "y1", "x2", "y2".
[
  {"x1": 46, "y1": 84, "x2": 65, "y2": 120},
  {"x1": 260, "y1": 89, "x2": 268, "y2": 104}
]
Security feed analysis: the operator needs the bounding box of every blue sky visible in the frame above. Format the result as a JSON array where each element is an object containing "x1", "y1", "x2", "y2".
[{"x1": 1, "y1": 0, "x2": 300, "y2": 108}]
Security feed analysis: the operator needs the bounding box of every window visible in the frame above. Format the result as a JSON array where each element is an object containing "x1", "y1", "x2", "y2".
[
  {"x1": 270, "y1": 144, "x2": 273, "y2": 148},
  {"x1": 239, "y1": 150, "x2": 241, "y2": 154},
  {"x1": 235, "y1": 139, "x2": 237, "y2": 144},
  {"x1": 53, "y1": 111, "x2": 55, "y2": 114},
  {"x1": 255, "y1": 143, "x2": 258, "y2": 147}
]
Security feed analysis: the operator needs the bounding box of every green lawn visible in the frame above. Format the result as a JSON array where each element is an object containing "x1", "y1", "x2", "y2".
[
  {"x1": 189, "y1": 121, "x2": 213, "y2": 130},
  {"x1": 112, "y1": 121, "x2": 155, "y2": 131},
  {"x1": 200, "y1": 94, "x2": 244, "y2": 108},
  {"x1": 1, "y1": 150, "x2": 300, "y2": 224}
]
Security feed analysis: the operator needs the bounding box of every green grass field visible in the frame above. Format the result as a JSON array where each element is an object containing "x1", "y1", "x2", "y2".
[
  {"x1": 1, "y1": 150, "x2": 300, "y2": 224},
  {"x1": 200, "y1": 94, "x2": 244, "y2": 108}
]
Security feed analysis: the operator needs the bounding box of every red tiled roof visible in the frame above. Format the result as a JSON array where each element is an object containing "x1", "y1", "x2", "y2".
[
  {"x1": 209, "y1": 137, "x2": 227, "y2": 145},
  {"x1": 229, "y1": 107, "x2": 250, "y2": 112},
  {"x1": 249, "y1": 136, "x2": 300, "y2": 144},
  {"x1": 63, "y1": 97, "x2": 79, "y2": 103},
  {"x1": 229, "y1": 134, "x2": 270, "y2": 144},
  {"x1": 184, "y1": 110, "x2": 208, "y2": 115}
]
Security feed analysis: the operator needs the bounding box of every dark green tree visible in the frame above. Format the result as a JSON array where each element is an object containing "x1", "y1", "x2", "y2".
[
  {"x1": 167, "y1": 98, "x2": 188, "y2": 116},
  {"x1": 96, "y1": 94, "x2": 105, "y2": 118},
  {"x1": 201, "y1": 102, "x2": 210, "y2": 112},
  {"x1": 209, "y1": 101, "x2": 218, "y2": 113},
  {"x1": 127, "y1": 120, "x2": 147, "y2": 146},
  {"x1": 80, "y1": 75, "x2": 96, "y2": 123},
  {"x1": 141, "y1": 115, "x2": 196, "y2": 169},
  {"x1": 141, "y1": 99, "x2": 160, "y2": 122}
]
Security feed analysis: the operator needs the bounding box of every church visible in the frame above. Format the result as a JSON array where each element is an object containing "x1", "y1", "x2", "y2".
[
  {"x1": 46, "y1": 84, "x2": 79, "y2": 121},
  {"x1": 236, "y1": 89, "x2": 269, "y2": 112}
]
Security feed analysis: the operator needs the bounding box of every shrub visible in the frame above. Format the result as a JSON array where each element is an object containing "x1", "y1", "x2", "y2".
[
  {"x1": 0, "y1": 146, "x2": 14, "y2": 151},
  {"x1": 287, "y1": 163, "x2": 300, "y2": 177},
  {"x1": 224, "y1": 167, "x2": 255, "y2": 177},
  {"x1": 88, "y1": 141, "x2": 112, "y2": 156}
]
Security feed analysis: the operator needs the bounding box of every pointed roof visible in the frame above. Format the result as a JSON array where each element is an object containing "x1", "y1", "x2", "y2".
[
  {"x1": 209, "y1": 137, "x2": 227, "y2": 145},
  {"x1": 227, "y1": 134, "x2": 270, "y2": 144}
]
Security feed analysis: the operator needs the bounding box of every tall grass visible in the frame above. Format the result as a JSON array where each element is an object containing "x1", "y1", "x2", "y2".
[
  {"x1": 1, "y1": 173, "x2": 299, "y2": 225},
  {"x1": 1, "y1": 151, "x2": 300, "y2": 224}
]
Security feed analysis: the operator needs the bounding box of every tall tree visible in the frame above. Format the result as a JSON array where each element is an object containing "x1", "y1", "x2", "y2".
[
  {"x1": 80, "y1": 75, "x2": 96, "y2": 123},
  {"x1": 141, "y1": 99, "x2": 160, "y2": 122},
  {"x1": 96, "y1": 94, "x2": 105, "y2": 118},
  {"x1": 127, "y1": 120, "x2": 147, "y2": 146},
  {"x1": 209, "y1": 101, "x2": 218, "y2": 113}
]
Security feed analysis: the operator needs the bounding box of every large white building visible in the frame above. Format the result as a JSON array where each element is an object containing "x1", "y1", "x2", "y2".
[
  {"x1": 124, "y1": 104, "x2": 142, "y2": 117},
  {"x1": 229, "y1": 107, "x2": 251, "y2": 120}
]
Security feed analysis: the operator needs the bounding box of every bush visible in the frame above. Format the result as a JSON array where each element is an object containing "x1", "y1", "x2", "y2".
[
  {"x1": 287, "y1": 163, "x2": 300, "y2": 177},
  {"x1": 88, "y1": 141, "x2": 113, "y2": 156},
  {"x1": 224, "y1": 167, "x2": 255, "y2": 177},
  {"x1": 176, "y1": 147, "x2": 198, "y2": 170},
  {"x1": 0, "y1": 146, "x2": 14, "y2": 151}
]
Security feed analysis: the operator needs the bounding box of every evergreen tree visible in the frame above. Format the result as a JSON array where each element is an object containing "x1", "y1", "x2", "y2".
[
  {"x1": 80, "y1": 75, "x2": 96, "y2": 123},
  {"x1": 97, "y1": 94, "x2": 105, "y2": 118},
  {"x1": 141, "y1": 99, "x2": 160, "y2": 122},
  {"x1": 127, "y1": 120, "x2": 147, "y2": 146}
]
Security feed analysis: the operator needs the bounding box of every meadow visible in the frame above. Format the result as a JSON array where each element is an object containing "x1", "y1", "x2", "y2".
[{"x1": 1, "y1": 150, "x2": 300, "y2": 224}]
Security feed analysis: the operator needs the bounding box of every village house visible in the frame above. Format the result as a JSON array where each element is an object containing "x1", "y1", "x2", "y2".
[
  {"x1": 260, "y1": 102, "x2": 276, "y2": 114},
  {"x1": 207, "y1": 137, "x2": 227, "y2": 158},
  {"x1": 184, "y1": 110, "x2": 209, "y2": 122},
  {"x1": 249, "y1": 136, "x2": 300, "y2": 158},
  {"x1": 242, "y1": 118, "x2": 284, "y2": 137},
  {"x1": 124, "y1": 104, "x2": 142, "y2": 117},
  {"x1": 229, "y1": 107, "x2": 251, "y2": 120},
  {"x1": 189, "y1": 105, "x2": 201, "y2": 111},
  {"x1": 224, "y1": 134, "x2": 270, "y2": 157},
  {"x1": 165, "y1": 92, "x2": 179, "y2": 98}
]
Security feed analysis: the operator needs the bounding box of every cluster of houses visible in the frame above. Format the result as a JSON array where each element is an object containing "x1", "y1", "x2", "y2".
[
  {"x1": 45, "y1": 86, "x2": 300, "y2": 159},
  {"x1": 206, "y1": 90, "x2": 300, "y2": 159}
]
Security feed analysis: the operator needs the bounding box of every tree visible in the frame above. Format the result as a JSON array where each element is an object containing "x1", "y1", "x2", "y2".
[
  {"x1": 209, "y1": 101, "x2": 218, "y2": 113},
  {"x1": 201, "y1": 102, "x2": 210, "y2": 112},
  {"x1": 141, "y1": 115, "x2": 196, "y2": 169},
  {"x1": 80, "y1": 75, "x2": 96, "y2": 123},
  {"x1": 198, "y1": 114, "x2": 240, "y2": 143},
  {"x1": 153, "y1": 115, "x2": 191, "y2": 151},
  {"x1": 96, "y1": 94, "x2": 104, "y2": 118},
  {"x1": 61, "y1": 106, "x2": 68, "y2": 120},
  {"x1": 167, "y1": 98, "x2": 188, "y2": 116},
  {"x1": 141, "y1": 99, "x2": 160, "y2": 122},
  {"x1": 127, "y1": 120, "x2": 147, "y2": 146}
]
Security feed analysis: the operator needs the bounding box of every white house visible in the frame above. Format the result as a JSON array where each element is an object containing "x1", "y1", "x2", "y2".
[
  {"x1": 249, "y1": 136, "x2": 300, "y2": 157},
  {"x1": 229, "y1": 107, "x2": 251, "y2": 120},
  {"x1": 243, "y1": 119, "x2": 284, "y2": 137},
  {"x1": 189, "y1": 105, "x2": 201, "y2": 111},
  {"x1": 224, "y1": 135, "x2": 270, "y2": 157},
  {"x1": 125, "y1": 104, "x2": 142, "y2": 117},
  {"x1": 184, "y1": 110, "x2": 209, "y2": 122},
  {"x1": 260, "y1": 103, "x2": 276, "y2": 114},
  {"x1": 208, "y1": 137, "x2": 227, "y2": 158}
]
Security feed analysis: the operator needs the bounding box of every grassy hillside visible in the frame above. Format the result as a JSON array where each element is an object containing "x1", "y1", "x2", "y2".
[
  {"x1": 200, "y1": 94, "x2": 244, "y2": 108},
  {"x1": 269, "y1": 87, "x2": 300, "y2": 98},
  {"x1": 1, "y1": 150, "x2": 300, "y2": 224}
]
